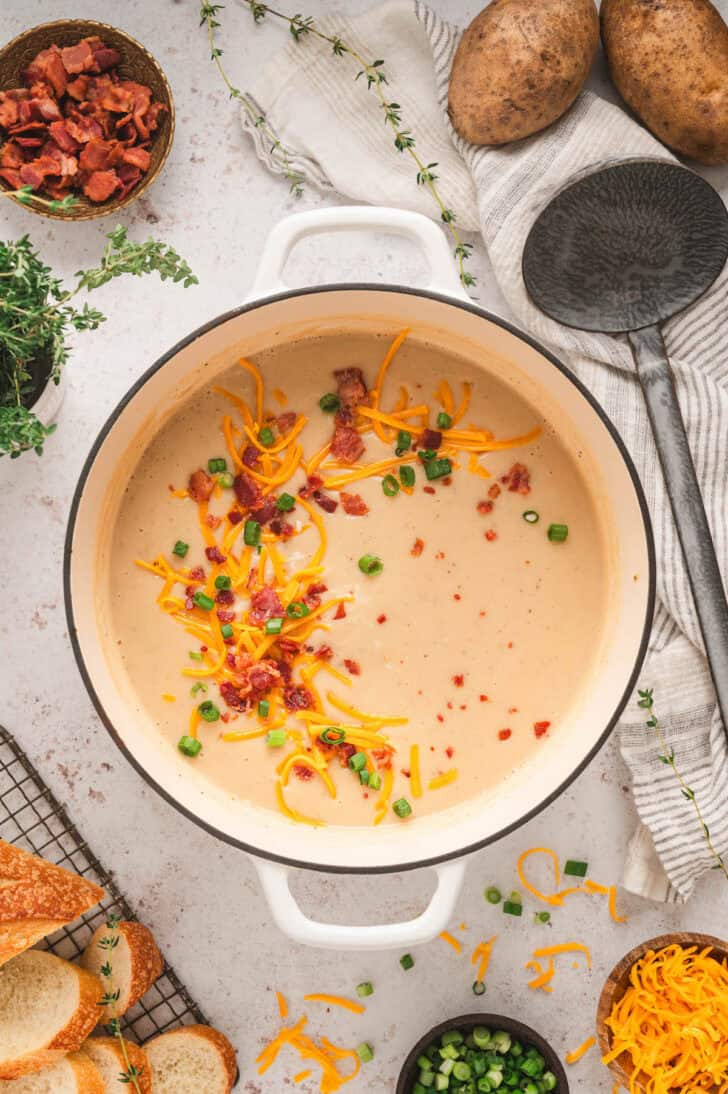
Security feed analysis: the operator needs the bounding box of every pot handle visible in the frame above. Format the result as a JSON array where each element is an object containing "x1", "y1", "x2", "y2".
[
  {"x1": 249, "y1": 205, "x2": 468, "y2": 302},
  {"x1": 252, "y1": 856, "x2": 467, "y2": 950}
]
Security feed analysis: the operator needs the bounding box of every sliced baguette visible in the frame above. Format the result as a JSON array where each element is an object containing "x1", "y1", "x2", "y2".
[
  {"x1": 81, "y1": 922, "x2": 163, "y2": 1023},
  {"x1": 145, "y1": 1025, "x2": 237, "y2": 1094},
  {"x1": 0, "y1": 951, "x2": 103, "y2": 1079},
  {"x1": 0, "y1": 840, "x2": 104, "y2": 967},
  {"x1": 82, "y1": 1038, "x2": 152, "y2": 1094},
  {"x1": 0, "y1": 1052, "x2": 104, "y2": 1093}
]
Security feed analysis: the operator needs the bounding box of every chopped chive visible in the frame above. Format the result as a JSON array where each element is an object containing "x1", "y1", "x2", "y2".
[
  {"x1": 418, "y1": 448, "x2": 437, "y2": 463},
  {"x1": 393, "y1": 798, "x2": 412, "y2": 819},
  {"x1": 356, "y1": 982, "x2": 374, "y2": 998},
  {"x1": 356, "y1": 1043, "x2": 374, "y2": 1063},
  {"x1": 188, "y1": 650, "x2": 203, "y2": 662},
  {"x1": 382, "y1": 474, "x2": 399, "y2": 497},
  {"x1": 220, "y1": 623, "x2": 233, "y2": 638},
  {"x1": 198, "y1": 700, "x2": 220, "y2": 722},
  {"x1": 436, "y1": 411, "x2": 452, "y2": 429},
  {"x1": 266, "y1": 729, "x2": 287, "y2": 747},
  {"x1": 258, "y1": 699, "x2": 270, "y2": 718},
  {"x1": 523, "y1": 510, "x2": 539, "y2": 524},
  {"x1": 395, "y1": 429, "x2": 412, "y2": 455},
  {"x1": 358, "y1": 554, "x2": 383, "y2": 576},
  {"x1": 178, "y1": 735, "x2": 202, "y2": 757},
  {"x1": 244, "y1": 519, "x2": 261, "y2": 547},
  {"x1": 172, "y1": 540, "x2": 189, "y2": 558},
  {"x1": 190, "y1": 682, "x2": 207, "y2": 697},
  {"x1": 425, "y1": 457, "x2": 452, "y2": 481},
  {"x1": 503, "y1": 900, "x2": 523, "y2": 917},
  {"x1": 548, "y1": 523, "x2": 569, "y2": 543},
  {"x1": 265, "y1": 617, "x2": 284, "y2": 635},
  {"x1": 472, "y1": 980, "x2": 486, "y2": 996},
  {"x1": 485, "y1": 886, "x2": 502, "y2": 905},
  {"x1": 259, "y1": 426, "x2": 275, "y2": 446},
  {"x1": 215, "y1": 574, "x2": 232, "y2": 590},
  {"x1": 348, "y1": 751, "x2": 367, "y2": 772},
  {"x1": 399, "y1": 465, "x2": 415, "y2": 487},
  {"x1": 286, "y1": 601, "x2": 310, "y2": 619},
  {"x1": 400, "y1": 953, "x2": 414, "y2": 971},
  {"x1": 208, "y1": 457, "x2": 227, "y2": 474},
  {"x1": 218, "y1": 471, "x2": 234, "y2": 488},
  {"x1": 564, "y1": 859, "x2": 588, "y2": 878},
  {"x1": 193, "y1": 591, "x2": 215, "y2": 611},
  {"x1": 368, "y1": 771, "x2": 382, "y2": 791},
  {"x1": 535, "y1": 911, "x2": 551, "y2": 924},
  {"x1": 359, "y1": 769, "x2": 370, "y2": 785},
  {"x1": 321, "y1": 727, "x2": 346, "y2": 745},
  {"x1": 319, "y1": 393, "x2": 341, "y2": 413},
  {"x1": 276, "y1": 493, "x2": 295, "y2": 512}
]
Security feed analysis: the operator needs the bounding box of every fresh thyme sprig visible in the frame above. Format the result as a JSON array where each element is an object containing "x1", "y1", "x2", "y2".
[
  {"x1": 97, "y1": 913, "x2": 145, "y2": 1093},
  {"x1": 199, "y1": 2, "x2": 305, "y2": 196},
  {"x1": 637, "y1": 688, "x2": 728, "y2": 882},
  {"x1": 1, "y1": 185, "x2": 78, "y2": 212},
  {"x1": 242, "y1": 1, "x2": 475, "y2": 289}
]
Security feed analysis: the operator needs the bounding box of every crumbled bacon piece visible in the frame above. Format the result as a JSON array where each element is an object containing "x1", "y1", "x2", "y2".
[
  {"x1": 343, "y1": 659, "x2": 361, "y2": 676},
  {"x1": 188, "y1": 566, "x2": 206, "y2": 583},
  {"x1": 312, "y1": 490, "x2": 338, "y2": 514},
  {"x1": 305, "y1": 582, "x2": 328, "y2": 609},
  {"x1": 249, "y1": 586, "x2": 283, "y2": 625},
  {"x1": 233, "y1": 472, "x2": 262, "y2": 510},
  {"x1": 479, "y1": 694, "x2": 488, "y2": 702},
  {"x1": 219, "y1": 680, "x2": 249, "y2": 712},
  {"x1": 188, "y1": 468, "x2": 214, "y2": 503},
  {"x1": 452, "y1": 674, "x2": 464, "y2": 687},
  {"x1": 299, "y1": 474, "x2": 323, "y2": 500},
  {"x1": 340, "y1": 491, "x2": 369, "y2": 516},
  {"x1": 330, "y1": 425, "x2": 364, "y2": 464},
  {"x1": 270, "y1": 519, "x2": 294, "y2": 538},
  {"x1": 477, "y1": 500, "x2": 494, "y2": 515},
  {"x1": 488, "y1": 483, "x2": 501, "y2": 500},
  {"x1": 421, "y1": 428, "x2": 442, "y2": 450},
  {"x1": 411, "y1": 538, "x2": 425, "y2": 557},
  {"x1": 377, "y1": 613, "x2": 387, "y2": 624},
  {"x1": 333, "y1": 603, "x2": 346, "y2": 620},
  {"x1": 502, "y1": 462, "x2": 531, "y2": 495},
  {"x1": 423, "y1": 485, "x2": 436, "y2": 495},
  {"x1": 277, "y1": 638, "x2": 300, "y2": 659},
  {"x1": 205, "y1": 546, "x2": 226, "y2": 564},
  {"x1": 371, "y1": 749, "x2": 393, "y2": 770},
  {"x1": 216, "y1": 588, "x2": 234, "y2": 605},
  {"x1": 485, "y1": 530, "x2": 498, "y2": 542},
  {"x1": 252, "y1": 496, "x2": 277, "y2": 525},
  {"x1": 499, "y1": 729, "x2": 512, "y2": 741},
  {"x1": 241, "y1": 444, "x2": 260, "y2": 469},
  {"x1": 227, "y1": 510, "x2": 243, "y2": 525},
  {"x1": 534, "y1": 721, "x2": 551, "y2": 738},
  {"x1": 445, "y1": 747, "x2": 455, "y2": 759},
  {"x1": 334, "y1": 367, "x2": 368, "y2": 409},
  {"x1": 205, "y1": 513, "x2": 221, "y2": 530},
  {"x1": 277, "y1": 411, "x2": 296, "y2": 433},
  {"x1": 314, "y1": 645, "x2": 333, "y2": 661},
  {"x1": 283, "y1": 685, "x2": 315, "y2": 711},
  {"x1": 216, "y1": 609, "x2": 235, "y2": 623},
  {"x1": 293, "y1": 764, "x2": 314, "y2": 781},
  {"x1": 248, "y1": 660, "x2": 282, "y2": 694}
]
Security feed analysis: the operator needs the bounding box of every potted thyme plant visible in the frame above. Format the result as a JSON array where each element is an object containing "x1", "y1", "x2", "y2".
[{"x1": 0, "y1": 226, "x2": 197, "y2": 459}]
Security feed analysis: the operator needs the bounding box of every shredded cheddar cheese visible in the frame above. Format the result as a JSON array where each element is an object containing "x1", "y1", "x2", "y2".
[
  {"x1": 303, "y1": 995, "x2": 366, "y2": 1015},
  {"x1": 565, "y1": 1036, "x2": 595, "y2": 1065},
  {"x1": 439, "y1": 931, "x2": 463, "y2": 955},
  {"x1": 471, "y1": 936, "x2": 497, "y2": 984}
]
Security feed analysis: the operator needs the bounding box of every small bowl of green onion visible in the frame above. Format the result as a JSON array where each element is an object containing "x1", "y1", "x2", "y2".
[{"x1": 396, "y1": 1013, "x2": 568, "y2": 1094}]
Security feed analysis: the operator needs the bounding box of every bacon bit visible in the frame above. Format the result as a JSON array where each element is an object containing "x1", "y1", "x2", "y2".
[
  {"x1": 421, "y1": 428, "x2": 442, "y2": 450},
  {"x1": 485, "y1": 530, "x2": 498, "y2": 542},
  {"x1": 401, "y1": 768, "x2": 411, "y2": 779},
  {"x1": 334, "y1": 366, "x2": 368, "y2": 409},
  {"x1": 452, "y1": 674, "x2": 465, "y2": 687},
  {"x1": 248, "y1": 661, "x2": 282, "y2": 693},
  {"x1": 252, "y1": 496, "x2": 277, "y2": 526},
  {"x1": 216, "y1": 609, "x2": 235, "y2": 623},
  {"x1": 277, "y1": 411, "x2": 297, "y2": 434},
  {"x1": 312, "y1": 489, "x2": 338, "y2": 514},
  {"x1": 314, "y1": 645, "x2": 333, "y2": 661},
  {"x1": 188, "y1": 566, "x2": 206, "y2": 583},
  {"x1": 534, "y1": 721, "x2": 551, "y2": 738},
  {"x1": 334, "y1": 602, "x2": 347, "y2": 620},
  {"x1": 220, "y1": 711, "x2": 230, "y2": 724},
  {"x1": 227, "y1": 510, "x2": 243, "y2": 525},
  {"x1": 453, "y1": 593, "x2": 461, "y2": 601},
  {"x1": 436, "y1": 714, "x2": 444, "y2": 724},
  {"x1": 507, "y1": 641, "x2": 514, "y2": 649},
  {"x1": 488, "y1": 483, "x2": 501, "y2": 500},
  {"x1": 501, "y1": 462, "x2": 531, "y2": 495},
  {"x1": 460, "y1": 704, "x2": 467, "y2": 711},
  {"x1": 441, "y1": 476, "x2": 452, "y2": 486},
  {"x1": 330, "y1": 425, "x2": 365, "y2": 464},
  {"x1": 200, "y1": 645, "x2": 208, "y2": 653},
  {"x1": 293, "y1": 764, "x2": 314, "y2": 781},
  {"x1": 479, "y1": 695, "x2": 489, "y2": 702},
  {"x1": 446, "y1": 702, "x2": 453, "y2": 710},
  {"x1": 343, "y1": 659, "x2": 361, "y2": 676},
  {"x1": 241, "y1": 444, "x2": 260, "y2": 469},
  {"x1": 283, "y1": 685, "x2": 315, "y2": 712},
  {"x1": 499, "y1": 729, "x2": 512, "y2": 741},
  {"x1": 216, "y1": 588, "x2": 234, "y2": 605},
  {"x1": 233, "y1": 472, "x2": 263, "y2": 509},
  {"x1": 205, "y1": 545, "x2": 226, "y2": 564},
  {"x1": 304, "y1": 582, "x2": 328, "y2": 609},
  {"x1": 340, "y1": 491, "x2": 369, "y2": 516},
  {"x1": 188, "y1": 469, "x2": 214, "y2": 503},
  {"x1": 298, "y1": 474, "x2": 323, "y2": 499},
  {"x1": 508, "y1": 706, "x2": 519, "y2": 714},
  {"x1": 249, "y1": 586, "x2": 284, "y2": 624},
  {"x1": 423, "y1": 486, "x2": 436, "y2": 495},
  {"x1": 435, "y1": 550, "x2": 446, "y2": 560},
  {"x1": 411, "y1": 538, "x2": 425, "y2": 557},
  {"x1": 219, "y1": 680, "x2": 248, "y2": 712},
  {"x1": 477, "y1": 500, "x2": 494, "y2": 515},
  {"x1": 205, "y1": 514, "x2": 222, "y2": 530},
  {"x1": 277, "y1": 639, "x2": 300, "y2": 661},
  {"x1": 371, "y1": 749, "x2": 393, "y2": 769},
  {"x1": 376, "y1": 613, "x2": 387, "y2": 624}
]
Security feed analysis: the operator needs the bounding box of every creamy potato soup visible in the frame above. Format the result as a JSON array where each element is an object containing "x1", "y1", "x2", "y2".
[{"x1": 108, "y1": 330, "x2": 612, "y2": 827}]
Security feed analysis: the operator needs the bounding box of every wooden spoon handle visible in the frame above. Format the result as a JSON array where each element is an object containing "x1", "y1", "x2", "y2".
[{"x1": 629, "y1": 324, "x2": 728, "y2": 740}]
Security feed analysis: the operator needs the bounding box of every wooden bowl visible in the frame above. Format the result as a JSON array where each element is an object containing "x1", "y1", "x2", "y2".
[
  {"x1": 597, "y1": 932, "x2": 727, "y2": 1093},
  {"x1": 0, "y1": 19, "x2": 174, "y2": 219},
  {"x1": 396, "y1": 1012, "x2": 569, "y2": 1093}
]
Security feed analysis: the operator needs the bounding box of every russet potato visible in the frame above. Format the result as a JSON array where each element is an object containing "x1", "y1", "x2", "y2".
[
  {"x1": 447, "y1": 0, "x2": 599, "y2": 146},
  {"x1": 601, "y1": 0, "x2": 728, "y2": 165}
]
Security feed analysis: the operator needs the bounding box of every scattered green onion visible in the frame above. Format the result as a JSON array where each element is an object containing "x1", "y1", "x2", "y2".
[
  {"x1": 265, "y1": 617, "x2": 284, "y2": 635},
  {"x1": 258, "y1": 699, "x2": 270, "y2": 719},
  {"x1": 548, "y1": 522, "x2": 569, "y2": 543},
  {"x1": 564, "y1": 859, "x2": 588, "y2": 878},
  {"x1": 276, "y1": 493, "x2": 295, "y2": 512},
  {"x1": 368, "y1": 772, "x2": 382, "y2": 791},
  {"x1": 220, "y1": 623, "x2": 233, "y2": 639},
  {"x1": 208, "y1": 457, "x2": 227, "y2": 474},
  {"x1": 177, "y1": 735, "x2": 202, "y2": 757},
  {"x1": 259, "y1": 426, "x2": 275, "y2": 446},
  {"x1": 356, "y1": 1043, "x2": 374, "y2": 1064},
  {"x1": 485, "y1": 886, "x2": 502, "y2": 905},
  {"x1": 218, "y1": 471, "x2": 234, "y2": 489},
  {"x1": 190, "y1": 682, "x2": 207, "y2": 697},
  {"x1": 172, "y1": 540, "x2": 189, "y2": 558},
  {"x1": 413, "y1": 1023, "x2": 554, "y2": 1094},
  {"x1": 393, "y1": 798, "x2": 412, "y2": 819},
  {"x1": 523, "y1": 510, "x2": 540, "y2": 524},
  {"x1": 193, "y1": 591, "x2": 215, "y2": 612},
  {"x1": 356, "y1": 982, "x2": 374, "y2": 998},
  {"x1": 319, "y1": 393, "x2": 341, "y2": 413},
  {"x1": 399, "y1": 465, "x2": 415, "y2": 487},
  {"x1": 436, "y1": 411, "x2": 452, "y2": 429},
  {"x1": 400, "y1": 953, "x2": 415, "y2": 971},
  {"x1": 418, "y1": 448, "x2": 437, "y2": 463},
  {"x1": 535, "y1": 911, "x2": 552, "y2": 924},
  {"x1": 358, "y1": 554, "x2": 383, "y2": 576},
  {"x1": 472, "y1": 980, "x2": 486, "y2": 996},
  {"x1": 321, "y1": 727, "x2": 346, "y2": 745},
  {"x1": 425, "y1": 457, "x2": 452, "y2": 481},
  {"x1": 503, "y1": 899, "x2": 523, "y2": 917},
  {"x1": 188, "y1": 650, "x2": 203, "y2": 662},
  {"x1": 266, "y1": 729, "x2": 287, "y2": 748},
  {"x1": 395, "y1": 429, "x2": 412, "y2": 455},
  {"x1": 348, "y1": 751, "x2": 367, "y2": 772},
  {"x1": 359, "y1": 770, "x2": 370, "y2": 785},
  {"x1": 198, "y1": 700, "x2": 220, "y2": 722},
  {"x1": 382, "y1": 474, "x2": 400, "y2": 497},
  {"x1": 286, "y1": 601, "x2": 310, "y2": 619},
  {"x1": 244, "y1": 519, "x2": 261, "y2": 547},
  {"x1": 215, "y1": 574, "x2": 232, "y2": 590}
]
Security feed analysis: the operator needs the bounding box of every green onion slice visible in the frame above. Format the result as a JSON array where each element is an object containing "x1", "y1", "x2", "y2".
[
  {"x1": 244, "y1": 519, "x2": 262, "y2": 547},
  {"x1": 382, "y1": 474, "x2": 399, "y2": 497},
  {"x1": 564, "y1": 859, "x2": 588, "y2": 878},
  {"x1": 177, "y1": 735, "x2": 202, "y2": 757},
  {"x1": 321, "y1": 727, "x2": 346, "y2": 745},
  {"x1": 395, "y1": 429, "x2": 412, "y2": 455},
  {"x1": 193, "y1": 591, "x2": 215, "y2": 612},
  {"x1": 319, "y1": 393, "x2": 341, "y2": 413},
  {"x1": 348, "y1": 751, "x2": 367, "y2": 772},
  {"x1": 356, "y1": 982, "x2": 374, "y2": 998},
  {"x1": 523, "y1": 510, "x2": 539, "y2": 524},
  {"x1": 425, "y1": 457, "x2": 452, "y2": 481},
  {"x1": 393, "y1": 797, "x2": 412, "y2": 819},
  {"x1": 264, "y1": 617, "x2": 284, "y2": 635},
  {"x1": 400, "y1": 953, "x2": 415, "y2": 970},
  {"x1": 399, "y1": 465, "x2": 415, "y2": 487},
  {"x1": 358, "y1": 554, "x2": 383, "y2": 576},
  {"x1": 276, "y1": 493, "x2": 296, "y2": 512},
  {"x1": 258, "y1": 699, "x2": 270, "y2": 718},
  {"x1": 172, "y1": 540, "x2": 189, "y2": 558},
  {"x1": 266, "y1": 729, "x2": 287, "y2": 748},
  {"x1": 259, "y1": 426, "x2": 275, "y2": 446},
  {"x1": 356, "y1": 1043, "x2": 374, "y2": 1063},
  {"x1": 548, "y1": 523, "x2": 569, "y2": 542},
  {"x1": 472, "y1": 980, "x2": 486, "y2": 996},
  {"x1": 286, "y1": 601, "x2": 310, "y2": 619},
  {"x1": 214, "y1": 574, "x2": 232, "y2": 590},
  {"x1": 436, "y1": 411, "x2": 452, "y2": 429},
  {"x1": 485, "y1": 886, "x2": 502, "y2": 905},
  {"x1": 198, "y1": 700, "x2": 220, "y2": 722}
]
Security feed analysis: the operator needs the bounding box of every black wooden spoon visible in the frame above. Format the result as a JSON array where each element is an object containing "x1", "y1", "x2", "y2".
[{"x1": 523, "y1": 160, "x2": 728, "y2": 733}]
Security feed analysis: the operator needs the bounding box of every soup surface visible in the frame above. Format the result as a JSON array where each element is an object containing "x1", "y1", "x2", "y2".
[{"x1": 108, "y1": 330, "x2": 612, "y2": 827}]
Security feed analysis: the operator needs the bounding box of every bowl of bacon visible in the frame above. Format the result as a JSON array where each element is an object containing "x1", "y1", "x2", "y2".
[{"x1": 0, "y1": 19, "x2": 174, "y2": 218}]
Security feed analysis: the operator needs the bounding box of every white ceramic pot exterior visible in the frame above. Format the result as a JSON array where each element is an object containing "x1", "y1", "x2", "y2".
[{"x1": 66, "y1": 207, "x2": 654, "y2": 949}]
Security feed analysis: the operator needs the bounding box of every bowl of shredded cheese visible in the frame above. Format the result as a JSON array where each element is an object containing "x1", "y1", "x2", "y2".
[{"x1": 597, "y1": 933, "x2": 728, "y2": 1094}]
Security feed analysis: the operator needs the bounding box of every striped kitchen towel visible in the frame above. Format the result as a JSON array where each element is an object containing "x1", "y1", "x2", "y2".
[{"x1": 241, "y1": 0, "x2": 728, "y2": 900}]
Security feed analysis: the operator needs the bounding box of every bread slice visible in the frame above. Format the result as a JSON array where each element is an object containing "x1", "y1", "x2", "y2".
[
  {"x1": 0, "y1": 951, "x2": 103, "y2": 1079},
  {"x1": 0, "y1": 1052, "x2": 104, "y2": 1093},
  {"x1": 81, "y1": 1038, "x2": 152, "y2": 1094},
  {"x1": 145, "y1": 1026, "x2": 237, "y2": 1093},
  {"x1": 0, "y1": 840, "x2": 104, "y2": 967},
  {"x1": 81, "y1": 922, "x2": 163, "y2": 1023}
]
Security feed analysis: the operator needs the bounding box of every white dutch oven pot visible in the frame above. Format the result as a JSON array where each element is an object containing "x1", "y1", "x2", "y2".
[{"x1": 65, "y1": 207, "x2": 655, "y2": 949}]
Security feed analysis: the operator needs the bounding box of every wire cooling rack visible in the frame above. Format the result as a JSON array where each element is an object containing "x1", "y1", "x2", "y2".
[{"x1": 0, "y1": 724, "x2": 209, "y2": 1044}]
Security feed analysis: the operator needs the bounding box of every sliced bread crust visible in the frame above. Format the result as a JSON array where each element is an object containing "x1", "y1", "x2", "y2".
[
  {"x1": 0, "y1": 951, "x2": 103, "y2": 1080},
  {"x1": 81, "y1": 922, "x2": 163, "y2": 1023},
  {"x1": 0, "y1": 841, "x2": 104, "y2": 967},
  {"x1": 146, "y1": 1025, "x2": 237, "y2": 1094},
  {"x1": 82, "y1": 1038, "x2": 152, "y2": 1094},
  {"x1": 0, "y1": 1052, "x2": 105, "y2": 1093}
]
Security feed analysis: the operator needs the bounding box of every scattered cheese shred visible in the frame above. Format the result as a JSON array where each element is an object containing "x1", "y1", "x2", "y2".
[
  {"x1": 294, "y1": 1070, "x2": 311, "y2": 1083},
  {"x1": 527, "y1": 958, "x2": 555, "y2": 994},
  {"x1": 276, "y1": 992, "x2": 288, "y2": 1020},
  {"x1": 161, "y1": 693, "x2": 176, "y2": 703},
  {"x1": 410, "y1": 744, "x2": 422, "y2": 800},
  {"x1": 565, "y1": 1036, "x2": 595, "y2": 1065},
  {"x1": 471, "y1": 936, "x2": 497, "y2": 984},
  {"x1": 439, "y1": 931, "x2": 463, "y2": 955},
  {"x1": 533, "y1": 942, "x2": 592, "y2": 969},
  {"x1": 302, "y1": 994, "x2": 366, "y2": 1015},
  {"x1": 428, "y1": 769, "x2": 458, "y2": 791}
]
